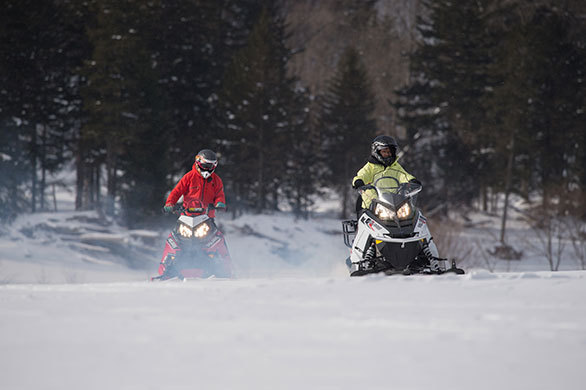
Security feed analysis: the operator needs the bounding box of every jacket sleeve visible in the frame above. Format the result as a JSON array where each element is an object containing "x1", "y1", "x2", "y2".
[
  {"x1": 213, "y1": 176, "x2": 226, "y2": 206},
  {"x1": 393, "y1": 163, "x2": 416, "y2": 183},
  {"x1": 352, "y1": 163, "x2": 374, "y2": 186},
  {"x1": 165, "y1": 172, "x2": 190, "y2": 205}
]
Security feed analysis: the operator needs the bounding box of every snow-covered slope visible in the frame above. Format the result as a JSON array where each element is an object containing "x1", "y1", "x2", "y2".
[
  {"x1": 0, "y1": 209, "x2": 350, "y2": 283},
  {"x1": 1, "y1": 272, "x2": 585, "y2": 390}
]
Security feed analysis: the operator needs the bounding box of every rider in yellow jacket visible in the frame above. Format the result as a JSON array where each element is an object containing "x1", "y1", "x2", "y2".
[
  {"x1": 352, "y1": 135, "x2": 441, "y2": 270},
  {"x1": 352, "y1": 135, "x2": 416, "y2": 210}
]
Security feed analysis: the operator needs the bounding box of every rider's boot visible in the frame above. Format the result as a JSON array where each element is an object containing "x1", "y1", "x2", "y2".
[{"x1": 422, "y1": 238, "x2": 441, "y2": 272}]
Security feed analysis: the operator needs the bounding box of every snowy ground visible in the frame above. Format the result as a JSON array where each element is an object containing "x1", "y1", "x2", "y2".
[
  {"x1": 1, "y1": 272, "x2": 585, "y2": 390},
  {"x1": 1, "y1": 185, "x2": 585, "y2": 389}
]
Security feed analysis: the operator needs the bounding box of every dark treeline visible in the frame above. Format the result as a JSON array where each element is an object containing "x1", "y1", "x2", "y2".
[
  {"x1": 395, "y1": 0, "x2": 585, "y2": 222},
  {"x1": 0, "y1": 0, "x2": 584, "y2": 227}
]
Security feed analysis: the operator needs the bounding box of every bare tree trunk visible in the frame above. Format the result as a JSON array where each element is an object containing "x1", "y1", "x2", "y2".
[
  {"x1": 89, "y1": 161, "x2": 95, "y2": 207},
  {"x1": 500, "y1": 132, "x2": 515, "y2": 244},
  {"x1": 105, "y1": 141, "x2": 118, "y2": 216},
  {"x1": 40, "y1": 125, "x2": 47, "y2": 211},
  {"x1": 257, "y1": 122, "x2": 265, "y2": 213},
  {"x1": 95, "y1": 162, "x2": 101, "y2": 209},
  {"x1": 31, "y1": 125, "x2": 38, "y2": 213},
  {"x1": 75, "y1": 138, "x2": 93, "y2": 211},
  {"x1": 52, "y1": 183, "x2": 57, "y2": 212},
  {"x1": 75, "y1": 144, "x2": 83, "y2": 210}
]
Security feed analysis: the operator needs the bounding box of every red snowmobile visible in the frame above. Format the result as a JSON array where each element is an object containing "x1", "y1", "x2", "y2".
[{"x1": 152, "y1": 204, "x2": 232, "y2": 280}]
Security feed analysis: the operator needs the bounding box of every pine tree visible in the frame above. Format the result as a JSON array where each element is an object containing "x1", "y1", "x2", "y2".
[
  {"x1": 80, "y1": 0, "x2": 164, "y2": 218},
  {"x1": 0, "y1": 119, "x2": 30, "y2": 222},
  {"x1": 395, "y1": 0, "x2": 499, "y2": 212},
  {"x1": 319, "y1": 46, "x2": 377, "y2": 218},
  {"x1": 0, "y1": 0, "x2": 89, "y2": 214},
  {"x1": 280, "y1": 86, "x2": 320, "y2": 218},
  {"x1": 220, "y1": 6, "x2": 298, "y2": 213},
  {"x1": 484, "y1": 4, "x2": 585, "y2": 221},
  {"x1": 515, "y1": 7, "x2": 585, "y2": 213}
]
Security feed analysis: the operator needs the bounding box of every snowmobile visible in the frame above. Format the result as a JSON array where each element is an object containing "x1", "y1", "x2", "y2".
[
  {"x1": 342, "y1": 176, "x2": 465, "y2": 276},
  {"x1": 152, "y1": 203, "x2": 232, "y2": 281}
]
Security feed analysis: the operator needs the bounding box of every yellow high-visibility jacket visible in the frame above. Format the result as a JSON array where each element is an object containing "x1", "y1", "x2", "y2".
[{"x1": 352, "y1": 160, "x2": 416, "y2": 209}]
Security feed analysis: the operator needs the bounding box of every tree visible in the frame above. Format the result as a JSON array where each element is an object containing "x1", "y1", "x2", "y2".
[
  {"x1": 319, "y1": 46, "x2": 377, "y2": 218},
  {"x1": 145, "y1": 1, "x2": 236, "y2": 173},
  {"x1": 488, "y1": 5, "x2": 585, "y2": 245},
  {"x1": 520, "y1": 8, "x2": 585, "y2": 214},
  {"x1": 280, "y1": 86, "x2": 320, "y2": 218},
  {"x1": 0, "y1": 0, "x2": 89, "y2": 213},
  {"x1": 220, "y1": 6, "x2": 300, "y2": 213},
  {"x1": 79, "y1": 0, "x2": 164, "y2": 220},
  {"x1": 0, "y1": 119, "x2": 30, "y2": 222},
  {"x1": 395, "y1": 0, "x2": 501, "y2": 213}
]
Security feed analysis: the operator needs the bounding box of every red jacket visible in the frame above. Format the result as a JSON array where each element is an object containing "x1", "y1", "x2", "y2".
[{"x1": 165, "y1": 163, "x2": 225, "y2": 218}]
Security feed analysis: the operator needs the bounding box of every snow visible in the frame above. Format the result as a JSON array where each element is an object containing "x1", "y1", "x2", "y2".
[
  {"x1": 1, "y1": 187, "x2": 585, "y2": 389},
  {"x1": 1, "y1": 272, "x2": 585, "y2": 389}
]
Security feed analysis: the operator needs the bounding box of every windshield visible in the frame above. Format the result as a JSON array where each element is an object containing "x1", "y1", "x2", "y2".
[{"x1": 371, "y1": 174, "x2": 421, "y2": 208}]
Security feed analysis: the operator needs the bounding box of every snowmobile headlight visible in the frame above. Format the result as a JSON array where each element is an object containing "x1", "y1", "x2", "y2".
[
  {"x1": 374, "y1": 203, "x2": 395, "y2": 220},
  {"x1": 178, "y1": 223, "x2": 193, "y2": 238},
  {"x1": 396, "y1": 202, "x2": 412, "y2": 219},
  {"x1": 193, "y1": 222, "x2": 210, "y2": 238}
]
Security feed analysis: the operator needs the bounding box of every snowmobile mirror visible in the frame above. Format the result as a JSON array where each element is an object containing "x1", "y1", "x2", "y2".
[{"x1": 405, "y1": 187, "x2": 422, "y2": 197}]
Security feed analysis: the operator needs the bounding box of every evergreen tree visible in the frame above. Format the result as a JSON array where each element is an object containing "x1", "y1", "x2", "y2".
[
  {"x1": 280, "y1": 86, "x2": 320, "y2": 218},
  {"x1": 515, "y1": 8, "x2": 585, "y2": 213},
  {"x1": 0, "y1": 119, "x2": 30, "y2": 222},
  {"x1": 319, "y1": 46, "x2": 377, "y2": 218},
  {"x1": 395, "y1": 0, "x2": 499, "y2": 212},
  {"x1": 80, "y1": 0, "x2": 165, "y2": 220},
  {"x1": 220, "y1": 7, "x2": 299, "y2": 213},
  {"x1": 0, "y1": 0, "x2": 89, "y2": 214}
]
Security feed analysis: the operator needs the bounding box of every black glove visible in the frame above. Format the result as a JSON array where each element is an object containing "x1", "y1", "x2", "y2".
[
  {"x1": 409, "y1": 178, "x2": 422, "y2": 185},
  {"x1": 352, "y1": 179, "x2": 365, "y2": 189}
]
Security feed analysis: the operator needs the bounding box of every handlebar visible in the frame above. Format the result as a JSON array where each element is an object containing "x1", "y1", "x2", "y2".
[
  {"x1": 163, "y1": 203, "x2": 216, "y2": 215},
  {"x1": 357, "y1": 184, "x2": 376, "y2": 193},
  {"x1": 357, "y1": 181, "x2": 422, "y2": 197}
]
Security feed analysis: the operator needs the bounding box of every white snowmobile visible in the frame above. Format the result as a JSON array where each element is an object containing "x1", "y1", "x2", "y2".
[{"x1": 342, "y1": 175, "x2": 465, "y2": 276}]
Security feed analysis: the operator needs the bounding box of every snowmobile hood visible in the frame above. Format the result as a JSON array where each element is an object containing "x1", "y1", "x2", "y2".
[
  {"x1": 179, "y1": 214, "x2": 209, "y2": 228},
  {"x1": 378, "y1": 192, "x2": 410, "y2": 209}
]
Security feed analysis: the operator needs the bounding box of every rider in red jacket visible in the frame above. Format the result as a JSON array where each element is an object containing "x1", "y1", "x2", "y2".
[
  {"x1": 164, "y1": 149, "x2": 226, "y2": 217},
  {"x1": 158, "y1": 149, "x2": 232, "y2": 278}
]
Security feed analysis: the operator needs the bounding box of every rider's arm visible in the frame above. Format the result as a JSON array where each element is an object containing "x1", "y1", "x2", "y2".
[
  {"x1": 352, "y1": 162, "x2": 375, "y2": 188},
  {"x1": 392, "y1": 162, "x2": 416, "y2": 183},
  {"x1": 213, "y1": 176, "x2": 226, "y2": 209},
  {"x1": 165, "y1": 172, "x2": 191, "y2": 205}
]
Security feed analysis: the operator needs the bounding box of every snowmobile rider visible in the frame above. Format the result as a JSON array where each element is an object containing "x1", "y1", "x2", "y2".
[
  {"x1": 163, "y1": 149, "x2": 226, "y2": 217},
  {"x1": 352, "y1": 135, "x2": 441, "y2": 269},
  {"x1": 159, "y1": 148, "x2": 232, "y2": 279}
]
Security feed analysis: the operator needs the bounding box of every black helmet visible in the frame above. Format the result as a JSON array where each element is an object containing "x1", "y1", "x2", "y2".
[
  {"x1": 195, "y1": 149, "x2": 218, "y2": 179},
  {"x1": 371, "y1": 135, "x2": 398, "y2": 166}
]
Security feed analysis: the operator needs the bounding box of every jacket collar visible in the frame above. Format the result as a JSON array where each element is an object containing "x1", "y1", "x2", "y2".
[
  {"x1": 368, "y1": 155, "x2": 396, "y2": 167},
  {"x1": 192, "y1": 163, "x2": 214, "y2": 182}
]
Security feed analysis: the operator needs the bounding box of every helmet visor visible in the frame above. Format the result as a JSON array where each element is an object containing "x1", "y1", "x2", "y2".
[
  {"x1": 196, "y1": 155, "x2": 218, "y2": 172},
  {"x1": 197, "y1": 161, "x2": 216, "y2": 171},
  {"x1": 373, "y1": 141, "x2": 392, "y2": 152}
]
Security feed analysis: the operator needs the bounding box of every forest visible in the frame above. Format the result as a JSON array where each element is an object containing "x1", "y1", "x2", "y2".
[{"x1": 0, "y1": 0, "x2": 584, "y2": 237}]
